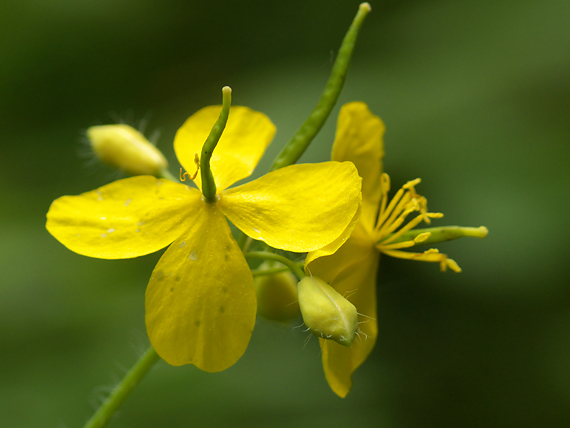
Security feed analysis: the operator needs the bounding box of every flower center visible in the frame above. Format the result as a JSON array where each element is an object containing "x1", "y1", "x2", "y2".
[{"x1": 373, "y1": 173, "x2": 461, "y2": 272}]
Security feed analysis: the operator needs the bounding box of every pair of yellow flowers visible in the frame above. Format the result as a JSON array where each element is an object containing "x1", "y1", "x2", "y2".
[{"x1": 47, "y1": 101, "x2": 460, "y2": 397}]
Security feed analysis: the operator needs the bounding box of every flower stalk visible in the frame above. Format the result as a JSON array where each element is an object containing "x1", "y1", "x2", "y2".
[
  {"x1": 269, "y1": 3, "x2": 371, "y2": 171},
  {"x1": 83, "y1": 347, "x2": 160, "y2": 428},
  {"x1": 157, "y1": 167, "x2": 179, "y2": 182},
  {"x1": 251, "y1": 261, "x2": 305, "y2": 277},
  {"x1": 245, "y1": 251, "x2": 306, "y2": 280}
]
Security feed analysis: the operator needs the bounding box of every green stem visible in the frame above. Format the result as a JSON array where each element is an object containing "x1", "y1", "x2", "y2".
[
  {"x1": 236, "y1": 231, "x2": 249, "y2": 250},
  {"x1": 251, "y1": 262, "x2": 305, "y2": 277},
  {"x1": 245, "y1": 251, "x2": 306, "y2": 280},
  {"x1": 201, "y1": 86, "x2": 232, "y2": 202},
  {"x1": 388, "y1": 226, "x2": 489, "y2": 246},
  {"x1": 237, "y1": 233, "x2": 255, "y2": 255},
  {"x1": 269, "y1": 3, "x2": 371, "y2": 171},
  {"x1": 83, "y1": 347, "x2": 160, "y2": 428},
  {"x1": 157, "y1": 168, "x2": 179, "y2": 182},
  {"x1": 241, "y1": 236, "x2": 254, "y2": 253}
]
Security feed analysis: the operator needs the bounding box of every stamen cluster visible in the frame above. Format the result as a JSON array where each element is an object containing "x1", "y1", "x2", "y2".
[{"x1": 373, "y1": 173, "x2": 461, "y2": 272}]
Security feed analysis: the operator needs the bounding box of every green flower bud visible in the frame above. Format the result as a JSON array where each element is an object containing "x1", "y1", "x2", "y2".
[
  {"x1": 87, "y1": 124, "x2": 168, "y2": 176},
  {"x1": 297, "y1": 276, "x2": 358, "y2": 347},
  {"x1": 254, "y1": 263, "x2": 300, "y2": 323}
]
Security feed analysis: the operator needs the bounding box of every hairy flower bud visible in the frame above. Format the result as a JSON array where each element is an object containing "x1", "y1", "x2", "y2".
[
  {"x1": 87, "y1": 124, "x2": 168, "y2": 176},
  {"x1": 254, "y1": 263, "x2": 300, "y2": 323},
  {"x1": 297, "y1": 276, "x2": 358, "y2": 346}
]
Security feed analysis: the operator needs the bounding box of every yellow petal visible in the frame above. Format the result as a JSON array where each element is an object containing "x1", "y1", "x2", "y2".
[
  {"x1": 174, "y1": 106, "x2": 276, "y2": 192},
  {"x1": 306, "y1": 225, "x2": 379, "y2": 398},
  {"x1": 145, "y1": 203, "x2": 256, "y2": 372},
  {"x1": 46, "y1": 176, "x2": 201, "y2": 259},
  {"x1": 333, "y1": 102, "x2": 385, "y2": 233},
  {"x1": 304, "y1": 203, "x2": 361, "y2": 268},
  {"x1": 220, "y1": 161, "x2": 362, "y2": 253}
]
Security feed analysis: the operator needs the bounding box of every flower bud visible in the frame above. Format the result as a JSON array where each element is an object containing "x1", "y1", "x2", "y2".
[
  {"x1": 297, "y1": 276, "x2": 358, "y2": 346},
  {"x1": 254, "y1": 263, "x2": 300, "y2": 323},
  {"x1": 87, "y1": 124, "x2": 168, "y2": 176}
]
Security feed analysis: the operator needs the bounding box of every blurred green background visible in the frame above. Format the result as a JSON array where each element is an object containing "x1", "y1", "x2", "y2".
[{"x1": 2, "y1": 0, "x2": 569, "y2": 426}]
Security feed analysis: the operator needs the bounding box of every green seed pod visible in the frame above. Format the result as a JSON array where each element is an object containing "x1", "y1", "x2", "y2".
[
  {"x1": 254, "y1": 263, "x2": 300, "y2": 323},
  {"x1": 297, "y1": 276, "x2": 358, "y2": 346}
]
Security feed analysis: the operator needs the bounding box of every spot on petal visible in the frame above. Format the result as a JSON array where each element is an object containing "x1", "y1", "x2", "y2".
[
  {"x1": 189, "y1": 251, "x2": 197, "y2": 261},
  {"x1": 124, "y1": 198, "x2": 132, "y2": 207},
  {"x1": 137, "y1": 221, "x2": 145, "y2": 226},
  {"x1": 100, "y1": 216, "x2": 106, "y2": 220},
  {"x1": 219, "y1": 306, "x2": 225, "y2": 314},
  {"x1": 101, "y1": 233, "x2": 107, "y2": 238},
  {"x1": 179, "y1": 241, "x2": 186, "y2": 248},
  {"x1": 253, "y1": 227, "x2": 260, "y2": 234},
  {"x1": 156, "y1": 180, "x2": 163, "y2": 187},
  {"x1": 135, "y1": 229, "x2": 140, "y2": 233},
  {"x1": 107, "y1": 228, "x2": 115, "y2": 233}
]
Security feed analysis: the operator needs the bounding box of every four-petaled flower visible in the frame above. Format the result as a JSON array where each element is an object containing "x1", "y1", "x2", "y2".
[
  {"x1": 306, "y1": 102, "x2": 461, "y2": 397},
  {"x1": 47, "y1": 105, "x2": 361, "y2": 372}
]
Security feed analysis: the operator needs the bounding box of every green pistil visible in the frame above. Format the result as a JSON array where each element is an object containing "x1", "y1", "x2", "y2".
[
  {"x1": 269, "y1": 3, "x2": 371, "y2": 171},
  {"x1": 387, "y1": 226, "x2": 489, "y2": 246},
  {"x1": 201, "y1": 86, "x2": 232, "y2": 202}
]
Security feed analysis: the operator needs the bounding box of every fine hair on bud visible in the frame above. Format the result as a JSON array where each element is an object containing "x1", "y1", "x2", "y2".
[{"x1": 297, "y1": 276, "x2": 358, "y2": 346}]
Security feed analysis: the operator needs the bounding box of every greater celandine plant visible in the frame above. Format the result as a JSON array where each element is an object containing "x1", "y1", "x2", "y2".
[{"x1": 46, "y1": 3, "x2": 487, "y2": 427}]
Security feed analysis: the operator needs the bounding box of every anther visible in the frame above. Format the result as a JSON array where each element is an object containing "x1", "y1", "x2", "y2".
[
  {"x1": 413, "y1": 232, "x2": 431, "y2": 244},
  {"x1": 179, "y1": 154, "x2": 200, "y2": 181}
]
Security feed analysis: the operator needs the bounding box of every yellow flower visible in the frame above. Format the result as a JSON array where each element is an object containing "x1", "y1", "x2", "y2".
[
  {"x1": 305, "y1": 102, "x2": 467, "y2": 397},
  {"x1": 47, "y1": 105, "x2": 361, "y2": 372}
]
